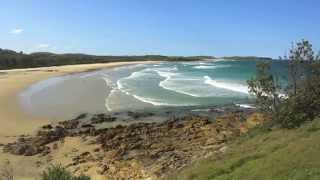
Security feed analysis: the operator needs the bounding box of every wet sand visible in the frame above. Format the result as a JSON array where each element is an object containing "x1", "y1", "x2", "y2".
[
  {"x1": 0, "y1": 62, "x2": 155, "y2": 144},
  {"x1": 0, "y1": 62, "x2": 159, "y2": 180}
]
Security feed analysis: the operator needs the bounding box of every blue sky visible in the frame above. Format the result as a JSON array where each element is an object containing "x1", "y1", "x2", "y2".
[{"x1": 0, "y1": 0, "x2": 319, "y2": 58}]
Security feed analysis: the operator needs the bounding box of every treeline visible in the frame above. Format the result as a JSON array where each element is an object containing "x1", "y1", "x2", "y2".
[
  {"x1": 222, "y1": 56, "x2": 273, "y2": 61},
  {"x1": 0, "y1": 49, "x2": 212, "y2": 70}
]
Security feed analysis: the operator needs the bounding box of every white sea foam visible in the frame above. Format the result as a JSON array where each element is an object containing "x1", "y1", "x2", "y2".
[
  {"x1": 204, "y1": 76, "x2": 249, "y2": 94},
  {"x1": 153, "y1": 69, "x2": 207, "y2": 97},
  {"x1": 105, "y1": 89, "x2": 117, "y2": 111},
  {"x1": 109, "y1": 63, "x2": 145, "y2": 71},
  {"x1": 193, "y1": 65, "x2": 231, "y2": 69},
  {"x1": 153, "y1": 67, "x2": 228, "y2": 97},
  {"x1": 159, "y1": 81, "x2": 205, "y2": 97},
  {"x1": 132, "y1": 95, "x2": 191, "y2": 106},
  {"x1": 113, "y1": 68, "x2": 199, "y2": 106},
  {"x1": 182, "y1": 62, "x2": 210, "y2": 66},
  {"x1": 193, "y1": 65, "x2": 217, "y2": 69},
  {"x1": 125, "y1": 71, "x2": 148, "y2": 79},
  {"x1": 236, "y1": 104, "x2": 256, "y2": 109},
  {"x1": 214, "y1": 59, "x2": 236, "y2": 62},
  {"x1": 107, "y1": 64, "x2": 252, "y2": 108},
  {"x1": 101, "y1": 75, "x2": 118, "y2": 111},
  {"x1": 116, "y1": 80, "x2": 131, "y2": 96},
  {"x1": 117, "y1": 77, "x2": 195, "y2": 106},
  {"x1": 79, "y1": 71, "x2": 102, "y2": 78}
]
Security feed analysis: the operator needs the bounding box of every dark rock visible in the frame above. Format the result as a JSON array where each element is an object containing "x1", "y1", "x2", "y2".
[
  {"x1": 127, "y1": 111, "x2": 154, "y2": 119},
  {"x1": 3, "y1": 126, "x2": 67, "y2": 156},
  {"x1": 75, "y1": 113, "x2": 87, "y2": 120},
  {"x1": 91, "y1": 114, "x2": 117, "y2": 124},
  {"x1": 3, "y1": 111, "x2": 254, "y2": 179},
  {"x1": 81, "y1": 124, "x2": 94, "y2": 128},
  {"x1": 71, "y1": 152, "x2": 94, "y2": 166},
  {"x1": 42, "y1": 124, "x2": 53, "y2": 130},
  {"x1": 59, "y1": 119, "x2": 79, "y2": 129}
]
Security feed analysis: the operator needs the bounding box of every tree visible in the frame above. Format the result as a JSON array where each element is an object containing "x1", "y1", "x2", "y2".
[
  {"x1": 286, "y1": 39, "x2": 315, "y2": 95},
  {"x1": 247, "y1": 61, "x2": 281, "y2": 115},
  {"x1": 249, "y1": 39, "x2": 320, "y2": 128}
]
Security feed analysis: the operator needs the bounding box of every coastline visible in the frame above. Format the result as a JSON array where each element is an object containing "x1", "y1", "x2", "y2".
[
  {"x1": 0, "y1": 60, "x2": 257, "y2": 180},
  {"x1": 0, "y1": 61, "x2": 156, "y2": 143}
]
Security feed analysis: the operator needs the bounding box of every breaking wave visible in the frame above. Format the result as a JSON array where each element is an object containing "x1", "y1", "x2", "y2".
[{"x1": 204, "y1": 76, "x2": 249, "y2": 94}]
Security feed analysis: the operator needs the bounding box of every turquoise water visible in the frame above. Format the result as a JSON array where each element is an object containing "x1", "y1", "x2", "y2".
[
  {"x1": 19, "y1": 59, "x2": 288, "y2": 119},
  {"x1": 109, "y1": 59, "x2": 288, "y2": 110}
]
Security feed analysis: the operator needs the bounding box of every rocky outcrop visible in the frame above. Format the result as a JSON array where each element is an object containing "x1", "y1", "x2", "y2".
[
  {"x1": 91, "y1": 114, "x2": 117, "y2": 124},
  {"x1": 94, "y1": 113, "x2": 253, "y2": 179},
  {"x1": 3, "y1": 126, "x2": 68, "y2": 156},
  {"x1": 127, "y1": 111, "x2": 154, "y2": 119},
  {"x1": 2, "y1": 112, "x2": 263, "y2": 179}
]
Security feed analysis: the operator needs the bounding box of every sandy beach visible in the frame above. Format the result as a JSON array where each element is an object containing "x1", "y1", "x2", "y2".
[
  {"x1": 0, "y1": 61, "x2": 154, "y2": 143},
  {"x1": 0, "y1": 61, "x2": 159, "y2": 179},
  {"x1": 0, "y1": 60, "x2": 265, "y2": 180}
]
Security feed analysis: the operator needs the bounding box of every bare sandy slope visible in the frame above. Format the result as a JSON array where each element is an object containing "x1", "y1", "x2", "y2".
[{"x1": 0, "y1": 62, "x2": 153, "y2": 180}]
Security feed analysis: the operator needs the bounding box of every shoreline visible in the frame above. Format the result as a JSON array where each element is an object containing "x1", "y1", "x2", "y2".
[
  {"x1": 0, "y1": 61, "x2": 157, "y2": 143},
  {"x1": 0, "y1": 60, "x2": 257, "y2": 180}
]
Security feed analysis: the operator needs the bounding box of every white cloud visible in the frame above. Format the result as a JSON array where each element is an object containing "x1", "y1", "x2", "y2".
[
  {"x1": 36, "y1": 44, "x2": 50, "y2": 49},
  {"x1": 9, "y1": 28, "x2": 24, "y2": 35}
]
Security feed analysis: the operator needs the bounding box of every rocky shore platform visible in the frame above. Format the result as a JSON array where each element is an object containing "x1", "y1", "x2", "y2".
[{"x1": 2, "y1": 110, "x2": 265, "y2": 179}]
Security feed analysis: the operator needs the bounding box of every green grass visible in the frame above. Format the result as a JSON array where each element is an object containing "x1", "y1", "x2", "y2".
[{"x1": 166, "y1": 118, "x2": 320, "y2": 180}]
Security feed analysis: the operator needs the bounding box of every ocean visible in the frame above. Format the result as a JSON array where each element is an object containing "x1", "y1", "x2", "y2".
[{"x1": 19, "y1": 59, "x2": 288, "y2": 120}]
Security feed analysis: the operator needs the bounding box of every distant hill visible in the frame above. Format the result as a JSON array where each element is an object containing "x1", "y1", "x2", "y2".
[
  {"x1": 0, "y1": 48, "x2": 272, "y2": 70},
  {"x1": 0, "y1": 48, "x2": 211, "y2": 70}
]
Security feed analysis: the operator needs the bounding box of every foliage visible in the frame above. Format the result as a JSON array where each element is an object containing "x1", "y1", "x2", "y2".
[
  {"x1": 222, "y1": 56, "x2": 273, "y2": 61},
  {"x1": 0, "y1": 48, "x2": 204, "y2": 70},
  {"x1": 248, "y1": 39, "x2": 320, "y2": 128},
  {"x1": 247, "y1": 61, "x2": 281, "y2": 115},
  {"x1": 277, "y1": 65, "x2": 320, "y2": 128},
  {"x1": 41, "y1": 165, "x2": 90, "y2": 180},
  {"x1": 286, "y1": 39, "x2": 315, "y2": 95},
  {"x1": 277, "y1": 40, "x2": 320, "y2": 128}
]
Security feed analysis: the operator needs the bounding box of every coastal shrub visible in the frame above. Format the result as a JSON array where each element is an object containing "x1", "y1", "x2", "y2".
[
  {"x1": 41, "y1": 165, "x2": 90, "y2": 180},
  {"x1": 247, "y1": 61, "x2": 282, "y2": 115},
  {"x1": 276, "y1": 40, "x2": 320, "y2": 128},
  {"x1": 277, "y1": 68, "x2": 320, "y2": 128},
  {"x1": 248, "y1": 39, "x2": 320, "y2": 128}
]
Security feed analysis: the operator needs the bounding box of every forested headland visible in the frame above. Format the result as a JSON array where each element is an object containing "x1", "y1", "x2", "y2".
[{"x1": 0, "y1": 48, "x2": 214, "y2": 70}]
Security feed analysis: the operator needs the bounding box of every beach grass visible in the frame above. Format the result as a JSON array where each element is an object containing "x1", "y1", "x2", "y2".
[{"x1": 166, "y1": 117, "x2": 320, "y2": 180}]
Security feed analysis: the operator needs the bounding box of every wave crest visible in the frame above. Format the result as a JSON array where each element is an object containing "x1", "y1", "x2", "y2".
[{"x1": 204, "y1": 76, "x2": 249, "y2": 94}]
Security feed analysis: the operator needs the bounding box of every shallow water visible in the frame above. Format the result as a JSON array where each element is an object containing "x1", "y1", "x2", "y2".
[{"x1": 19, "y1": 59, "x2": 288, "y2": 120}]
